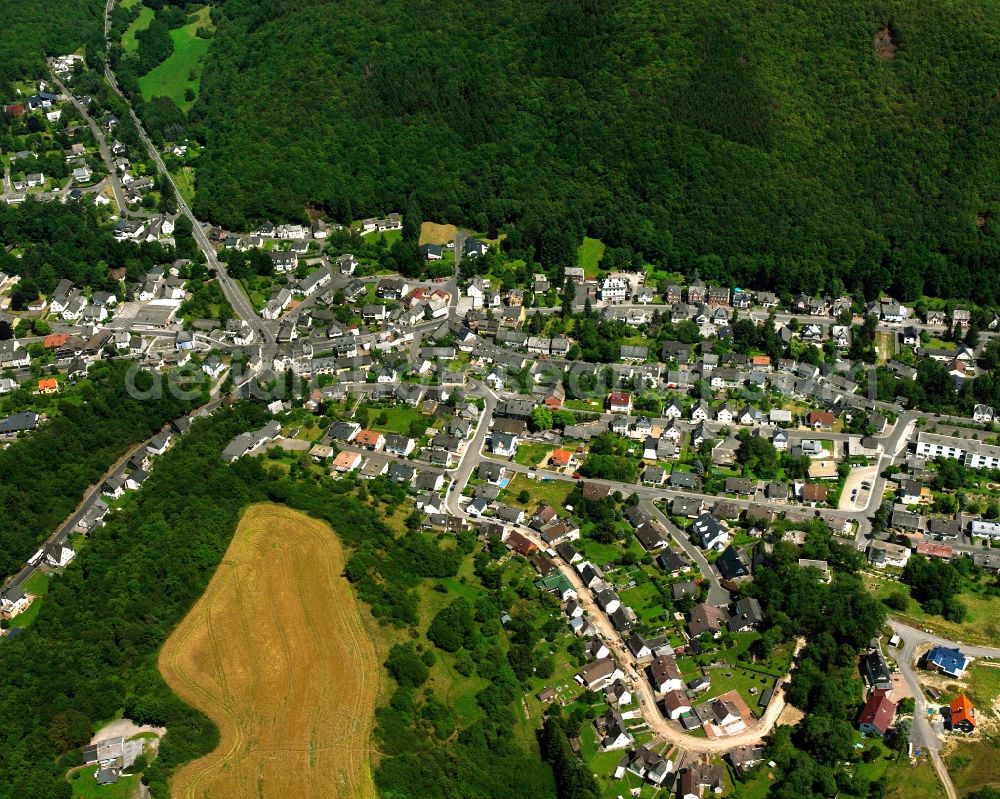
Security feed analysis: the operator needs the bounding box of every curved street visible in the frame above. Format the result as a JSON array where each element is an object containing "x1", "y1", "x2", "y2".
[{"x1": 887, "y1": 619, "x2": 1000, "y2": 799}]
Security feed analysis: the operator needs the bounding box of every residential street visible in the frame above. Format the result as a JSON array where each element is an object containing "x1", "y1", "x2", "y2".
[
  {"x1": 643, "y1": 500, "x2": 731, "y2": 606},
  {"x1": 886, "y1": 619, "x2": 1000, "y2": 799}
]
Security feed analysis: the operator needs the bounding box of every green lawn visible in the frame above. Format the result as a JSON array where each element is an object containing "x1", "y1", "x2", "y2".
[
  {"x1": 577, "y1": 236, "x2": 606, "y2": 278},
  {"x1": 514, "y1": 442, "x2": 551, "y2": 467},
  {"x1": 575, "y1": 536, "x2": 629, "y2": 566},
  {"x1": 364, "y1": 405, "x2": 424, "y2": 436},
  {"x1": 504, "y1": 475, "x2": 574, "y2": 511},
  {"x1": 238, "y1": 276, "x2": 273, "y2": 313},
  {"x1": 619, "y1": 581, "x2": 666, "y2": 624},
  {"x1": 121, "y1": 5, "x2": 154, "y2": 52},
  {"x1": 730, "y1": 767, "x2": 775, "y2": 799},
  {"x1": 138, "y1": 6, "x2": 214, "y2": 110},
  {"x1": 66, "y1": 766, "x2": 141, "y2": 799},
  {"x1": 11, "y1": 571, "x2": 51, "y2": 629},
  {"x1": 564, "y1": 398, "x2": 604, "y2": 412},
  {"x1": 172, "y1": 166, "x2": 196, "y2": 205},
  {"x1": 866, "y1": 575, "x2": 1000, "y2": 646},
  {"x1": 949, "y1": 738, "x2": 1000, "y2": 798},
  {"x1": 700, "y1": 665, "x2": 775, "y2": 709}
]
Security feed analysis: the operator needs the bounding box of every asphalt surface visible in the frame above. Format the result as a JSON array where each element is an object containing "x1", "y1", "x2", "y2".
[
  {"x1": 48, "y1": 72, "x2": 144, "y2": 217},
  {"x1": 886, "y1": 619, "x2": 1000, "y2": 799},
  {"x1": 100, "y1": 5, "x2": 274, "y2": 352},
  {"x1": 643, "y1": 500, "x2": 731, "y2": 606}
]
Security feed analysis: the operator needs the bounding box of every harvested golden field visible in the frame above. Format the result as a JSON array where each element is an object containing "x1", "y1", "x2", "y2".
[
  {"x1": 418, "y1": 221, "x2": 457, "y2": 245},
  {"x1": 159, "y1": 504, "x2": 379, "y2": 799}
]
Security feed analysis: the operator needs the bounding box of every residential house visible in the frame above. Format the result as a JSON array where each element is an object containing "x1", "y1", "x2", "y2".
[
  {"x1": 727, "y1": 597, "x2": 764, "y2": 632},
  {"x1": 858, "y1": 690, "x2": 896, "y2": 737},
  {"x1": 608, "y1": 391, "x2": 632, "y2": 413},
  {"x1": 925, "y1": 646, "x2": 969, "y2": 678},
  {"x1": 649, "y1": 654, "x2": 683, "y2": 693},
  {"x1": 662, "y1": 690, "x2": 693, "y2": 720},
  {"x1": 575, "y1": 658, "x2": 625, "y2": 691},
  {"x1": 862, "y1": 648, "x2": 893, "y2": 691},
  {"x1": 948, "y1": 695, "x2": 977, "y2": 732},
  {"x1": 867, "y1": 540, "x2": 910, "y2": 569},
  {"x1": 692, "y1": 513, "x2": 730, "y2": 551},
  {"x1": 492, "y1": 432, "x2": 519, "y2": 457},
  {"x1": 687, "y1": 603, "x2": 728, "y2": 638},
  {"x1": 44, "y1": 543, "x2": 75, "y2": 568}
]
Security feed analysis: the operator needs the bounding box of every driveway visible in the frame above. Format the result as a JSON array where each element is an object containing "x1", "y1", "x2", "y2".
[{"x1": 839, "y1": 464, "x2": 878, "y2": 511}]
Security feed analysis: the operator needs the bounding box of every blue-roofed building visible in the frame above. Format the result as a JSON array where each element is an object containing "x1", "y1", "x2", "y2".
[{"x1": 925, "y1": 646, "x2": 969, "y2": 678}]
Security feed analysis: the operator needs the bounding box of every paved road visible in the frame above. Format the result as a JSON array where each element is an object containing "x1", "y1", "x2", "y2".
[
  {"x1": 0, "y1": 367, "x2": 257, "y2": 599},
  {"x1": 101, "y1": 0, "x2": 274, "y2": 353},
  {"x1": 444, "y1": 381, "x2": 499, "y2": 516},
  {"x1": 884, "y1": 619, "x2": 1000, "y2": 799},
  {"x1": 643, "y1": 500, "x2": 730, "y2": 606},
  {"x1": 49, "y1": 71, "x2": 140, "y2": 217}
]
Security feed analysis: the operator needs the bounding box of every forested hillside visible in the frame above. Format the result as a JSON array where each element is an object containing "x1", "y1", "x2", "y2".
[
  {"x1": 190, "y1": 0, "x2": 1000, "y2": 302},
  {"x1": 0, "y1": 0, "x2": 102, "y2": 92}
]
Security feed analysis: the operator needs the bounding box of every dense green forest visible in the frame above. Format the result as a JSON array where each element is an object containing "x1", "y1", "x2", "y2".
[
  {"x1": 0, "y1": 0, "x2": 102, "y2": 94},
  {"x1": 183, "y1": 0, "x2": 1000, "y2": 302},
  {"x1": 0, "y1": 406, "x2": 555, "y2": 799},
  {"x1": 0, "y1": 361, "x2": 199, "y2": 577}
]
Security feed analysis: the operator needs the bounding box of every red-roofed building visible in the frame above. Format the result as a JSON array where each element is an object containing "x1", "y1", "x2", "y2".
[
  {"x1": 333, "y1": 451, "x2": 362, "y2": 472},
  {"x1": 857, "y1": 690, "x2": 896, "y2": 737},
  {"x1": 550, "y1": 448, "x2": 575, "y2": 468},
  {"x1": 356, "y1": 429, "x2": 385, "y2": 450},
  {"x1": 43, "y1": 332, "x2": 70, "y2": 349},
  {"x1": 751, "y1": 355, "x2": 771, "y2": 368},
  {"x1": 505, "y1": 530, "x2": 537, "y2": 558},
  {"x1": 608, "y1": 392, "x2": 632, "y2": 413},
  {"x1": 916, "y1": 541, "x2": 953, "y2": 561},
  {"x1": 37, "y1": 378, "x2": 59, "y2": 394},
  {"x1": 807, "y1": 410, "x2": 836, "y2": 429},
  {"x1": 801, "y1": 484, "x2": 828, "y2": 504},
  {"x1": 949, "y1": 695, "x2": 976, "y2": 732},
  {"x1": 3, "y1": 104, "x2": 23, "y2": 117}
]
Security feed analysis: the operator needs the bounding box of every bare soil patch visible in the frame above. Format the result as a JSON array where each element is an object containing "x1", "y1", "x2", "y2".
[
  {"x1": 159, "y1": 504, "x2": 379, "y2": 799},
  {"x1": 776, "y1": 703, "x2": 805, "y2": 727},
  {"x1": 875, "y1": 25, "x2": 898, "y2": 59}
]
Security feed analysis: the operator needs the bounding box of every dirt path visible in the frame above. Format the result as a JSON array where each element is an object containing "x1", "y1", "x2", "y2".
[
  {"x1": 513, "y1": 522, "x2": 801, "y2": 753},
  {"x1": 159, "y1": 504, "x2": 379, "y2": 799},
  {"x1": 91, "y1": 719, "x2": 166, "y2": 743}
]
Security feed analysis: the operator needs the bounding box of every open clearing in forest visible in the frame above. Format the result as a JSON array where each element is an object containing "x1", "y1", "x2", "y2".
[
  {"x1": 159, "y1": 503, "x2": 379, "y2": 799},
  {"x1": 138, "y1": 6, "x2": 214, "y2": 110},
  {"x1": 418, "y1": 221, "x2": 457, "y2": 245}
]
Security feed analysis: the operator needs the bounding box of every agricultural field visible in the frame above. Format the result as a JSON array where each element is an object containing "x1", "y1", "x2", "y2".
[
  {"x1": 867, "y1": 575, "x2": 1000, "y2": 646},
  {"x1": 138, "y1": 6, "x2": 215, "y2": 110},
  {"x1": 948, "y1": 737, "x2": 1000, "y2": 797},
  {"x1": 159, "y1": 504, "x2": 379, "y2": 799}
]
